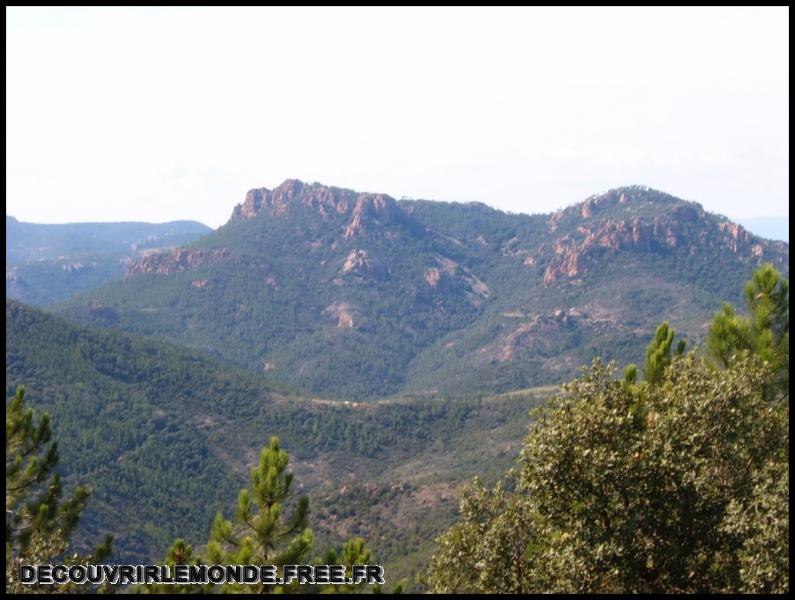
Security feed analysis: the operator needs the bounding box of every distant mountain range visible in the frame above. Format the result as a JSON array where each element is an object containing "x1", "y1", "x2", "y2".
[
  {"x1": 5, "y1": 181, "x2": 789, "y2": 584},
  {"x1": 6, "y1": 217, "x2": 211, "y2": 306},
  {"x1": 45, "y1": 179, "x2": 788, "y2": 399}
]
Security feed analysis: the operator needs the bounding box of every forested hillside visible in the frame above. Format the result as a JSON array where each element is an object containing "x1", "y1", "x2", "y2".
[
  {"x1": 428, "y1": 264, "x2": 789, "y2": 593},
  {"x1": 6, "y1": 300, "x2": 543, "y2": 583},
  {"x1": 53, "y1": 180, "x2": 789, "y2": 399},
  {"x1": 6, "y1": 217, "x2": 211, "y2": 306}
]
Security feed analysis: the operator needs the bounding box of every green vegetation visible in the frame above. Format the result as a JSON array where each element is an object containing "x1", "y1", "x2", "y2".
[
  {"x1": 5, "y1": 181, "x2": 790, "y2": 593},
  {"x1": 428, "y1": 265, "x2": 789, "y2": 593},
  {"x1": 6, "y1": 388, "x2": 394, "y2": 594},
  {"x1": 205, "y1": 436, "x2": 313, "y2": 589},
  {"x1": 707, "y1": 262, "x2": 789, "y2": 396},
  {"x1": 139, "y1": 437, "x2": 399, "y2": 594},
  {"x1": 6, "y1": 216, "x2": 210, "y2": 306},
  {"x1": 6, "y1": 300, "x2": 542, "y2": 587},
  {"x1": 6, "y1": 387, "x2": 112, "y2": 594},
  {"x1": 53, "y1": 182, "x2": 788, "y2": 399}
]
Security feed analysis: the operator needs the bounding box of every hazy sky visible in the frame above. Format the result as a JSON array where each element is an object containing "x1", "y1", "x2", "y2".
[{"x1": 6, "y1": 7, "x2": 789, "y2": 229}]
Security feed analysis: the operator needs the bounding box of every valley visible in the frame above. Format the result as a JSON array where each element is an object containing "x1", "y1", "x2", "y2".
[{"x1": 6, "y1": 180, "x2": 788, "y2": 591}]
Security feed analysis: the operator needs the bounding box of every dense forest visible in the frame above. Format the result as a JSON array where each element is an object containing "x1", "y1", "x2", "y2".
[
  {"x1": 6, "y1": 264, "x2": 788, "y2": 593},
  {"x1": 5, "y1": 300, "x2": 542, "y2": 588},
  {"x1": 52, "y1": 181, "x2": 788, "y2": 399},
  {"x1": 428, "y1": 264, "x2": 789, "y2": 593},
  {"x1": 5, "y1": 184, "x2": 789, "y2": 593}
]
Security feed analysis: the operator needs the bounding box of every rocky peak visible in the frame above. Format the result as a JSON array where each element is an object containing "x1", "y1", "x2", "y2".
[
  {"x1": 229, "y1": 179, "x2": 418, "y2": 238},
  {"x1": 548, "y1": 185, "x2": 696, "y2": 232},
  {"x1": 538, "y1": 187, "x2": 781, "y2": 286},
  {"x1": 230, "y1": 179, "x2": 354, "y2": 220},
  {"x1": 343, "y1": 193, "x2": 409, "y2": 238}
]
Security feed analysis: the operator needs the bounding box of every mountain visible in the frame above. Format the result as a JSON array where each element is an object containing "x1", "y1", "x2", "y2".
[
  {"x1": 6, "y1": 300, "x2": 540, "y2": 583},
  {"x1": 6, "y1": 217, "x2": 211, "y2": 306},
  {"x1": 54, "y1": 180, "x2": 789, "y2": 399}
]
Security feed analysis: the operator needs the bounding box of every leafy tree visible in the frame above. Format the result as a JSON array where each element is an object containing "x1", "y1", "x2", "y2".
[
  {"x1": 720, "y1": 460, "x2": 789, "y2": 593},
  {"x1": 429, "y1": 266, "x2": 790, "y2": 593},
  {"x1": 426, "y1": 477, "x2": 537, "y2": 593},
  {"x1": 429, "y1": 353, "x2": 788, "y2": 593},
  {"x1": 6, "y1": 386, "x2": 113, "y2": 594}
]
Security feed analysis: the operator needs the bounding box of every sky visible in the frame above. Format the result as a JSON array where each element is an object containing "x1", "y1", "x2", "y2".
[{"x1": 6, "y1": 7, "x2": 790, "y2": 232}]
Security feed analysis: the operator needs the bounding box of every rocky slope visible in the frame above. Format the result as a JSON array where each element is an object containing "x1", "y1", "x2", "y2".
[{"x1": 55, "y1": 180, "x2": 788, "y2": 398}]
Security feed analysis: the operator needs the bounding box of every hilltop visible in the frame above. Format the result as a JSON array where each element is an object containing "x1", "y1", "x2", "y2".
[{"x1": 53, "y1": 180, "x2": 788, "y2": 398}]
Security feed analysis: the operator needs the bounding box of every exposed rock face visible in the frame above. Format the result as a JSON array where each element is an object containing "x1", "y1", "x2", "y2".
[
  {"x1": 542, "y1": 218, "x2": 673, "y2": 284},
  {"x1": 556, "y1": 186, "x2": 682, "y2": 225},
  {"x1": 230, "y1": 179, "x2": 353, "y2": 220},
  {"x1": 424, "y1": 267, "x2": 446, "y2": 289},
  {"x1": 343, "y1": 193, "x2": 409, "y2": 238},
  {"x1": 540, "y1": 187, "x2": 774, "y2": 285},
  {"x1": 423, "y1": 254, "x2": 491, "y2": 303},
  {"x1": 125, "y1": 248, "x2": 232, "y2": 279},
  {"x1": 337, "y1": 312, "x2": 355, "y2": 329},
  {"x1": 488, "y1": 309, "x2": 593, "y2": 362},
  {"x1": 548, "y1": 209, "x2": 565, "y2": 231},
  {"x1": 341, "y1": 250, "x2": 388, "y2": 280},
  {"x1": 324, "y1": 301, "x2": 357, "y2": 329},
  {"x1": 229, "y1": 179, "x2": 418, "y2": 239},
  {"x1": 718, "y1": 221, "x2": 752, "y2": 253}
]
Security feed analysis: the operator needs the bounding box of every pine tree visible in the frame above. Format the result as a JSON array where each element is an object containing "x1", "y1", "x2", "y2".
[
  {"x1": 136, "y1": 539, "x2": 211, "y2": 594},
  {"x1": 642, "y1": 321, "x2": 686, "y2": 385},
  {"x1": 141, "y1": 438, "x2": 392, "y2": 594},
  {"x1": 707, "y1": 263, "x2": 789, "y2": 396},
  {"x1": 203, "y1": 436, "x2": 312, "y2": 593},
  {"x1": 5, "y1": 386, "x2": 112, "y2": 593},
  {"x1": 315, "y1": 537, "x2": 401, "y2": 594}
]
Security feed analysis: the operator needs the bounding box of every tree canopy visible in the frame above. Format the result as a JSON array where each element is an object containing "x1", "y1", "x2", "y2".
[
  {"x1": 5, "y1": 386, "x2": 112, "y2": 594},
  {"x1": 429, "y1": 264, "x2": 789, "y2": 593}
]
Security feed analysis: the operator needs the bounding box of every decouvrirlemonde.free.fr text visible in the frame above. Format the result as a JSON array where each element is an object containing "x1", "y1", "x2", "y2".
[{"x1": 19, "y1": 564, "x2": 385, "y2": 586}]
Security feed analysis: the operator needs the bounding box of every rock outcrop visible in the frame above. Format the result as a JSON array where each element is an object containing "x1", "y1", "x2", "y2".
[
  {"x1": 343, "y1": 193, "x2": 409, "y2": 238},
  {"x1": 324, "y1": 301, "x2": 358, "y2": 329},
  {"x1": 125, "y1": 248, "x2": 232, "y2": 279},
  {"x1": 229, "y1": 179, "x2": 420, "y2": 240},
  {"x1": 231, "y1": 179, "x2": 356, "y2": 220},
  {"x1": 342, "y1": 250, "x2": 388, "y2": 280},
  {"x1": 540, "y1": 186, "x2": 775, "y2": 285}
]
